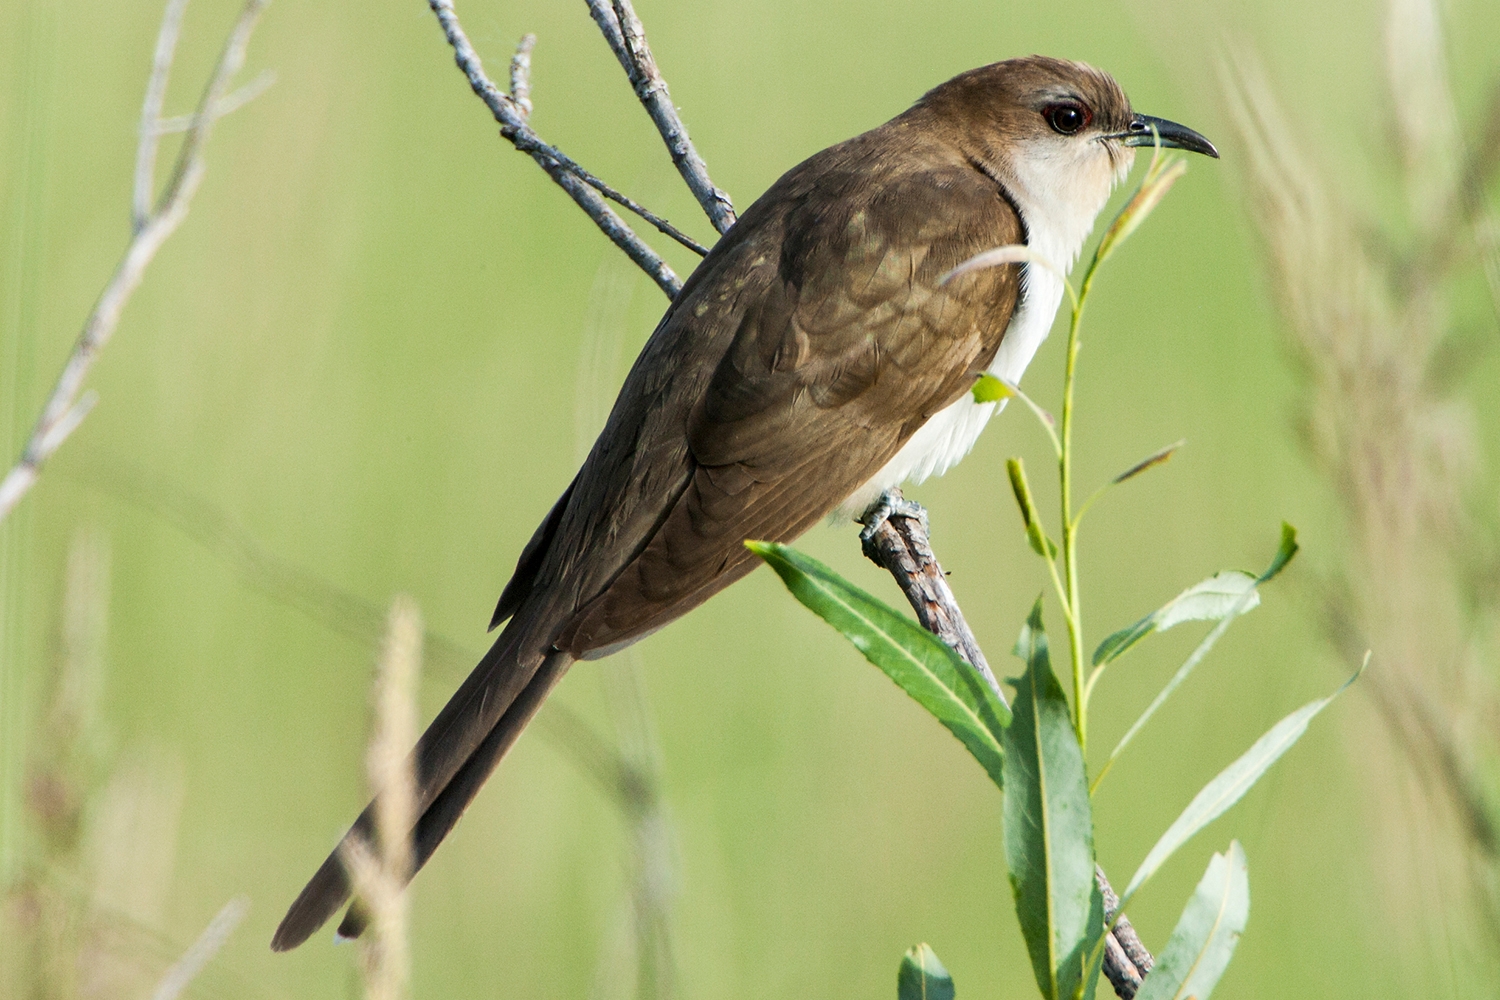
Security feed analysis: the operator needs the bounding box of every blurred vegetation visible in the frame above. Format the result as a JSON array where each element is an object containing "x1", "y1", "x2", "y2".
[{"x1": 1, "y1": 0, "x2": 1497, "y2": 998}]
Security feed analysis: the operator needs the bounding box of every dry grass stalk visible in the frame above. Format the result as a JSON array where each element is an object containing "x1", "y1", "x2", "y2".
[
  {"x1": 80, "y1": 753, "x2": 186, "y2": 998},
  {"x1": 6, "y1": 533, "x2": 239, "y2": 1000},
  {"x1": 6, "y1": 531, "x2": 110, "y2": 998},
  {"x1": 147, "y1": 896, "x2": 248, "y2": 1000},
  {"x1": 341, "y1": 596, "x2": 421, "y2": 1000},
  {"x1": 1224, "y1": 0, "x2": 1500, "y2": 982}
]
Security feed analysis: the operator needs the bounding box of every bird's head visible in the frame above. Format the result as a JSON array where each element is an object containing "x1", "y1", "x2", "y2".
[{"x1": 918, "y1": 56, "x2": 1217, "y2": 260}]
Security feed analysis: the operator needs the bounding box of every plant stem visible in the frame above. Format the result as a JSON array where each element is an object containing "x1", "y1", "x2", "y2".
[{"x1": 1061, "y1": 256, "x2": 1102, "y2": 751}]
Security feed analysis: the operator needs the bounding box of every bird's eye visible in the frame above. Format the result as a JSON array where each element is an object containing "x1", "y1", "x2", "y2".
[{"x1": 1044, "y1": 103, "x2": 1092, "y2": 135}]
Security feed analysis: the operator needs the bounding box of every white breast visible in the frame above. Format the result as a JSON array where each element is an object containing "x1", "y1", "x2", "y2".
[{"x1": 835, "y1": 145, "x2": 1126, "y2": 520}]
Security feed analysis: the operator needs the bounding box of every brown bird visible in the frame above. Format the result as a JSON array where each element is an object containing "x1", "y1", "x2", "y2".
[{"x1": 272, "y1": 55, "x2": 1217, "y2": 950}]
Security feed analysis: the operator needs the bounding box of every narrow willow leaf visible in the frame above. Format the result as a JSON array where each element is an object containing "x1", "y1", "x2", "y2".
[
  {"x1": 898, "y1": 943, "x2": 956, "y2": 1000},
  {"x1": 1112, "y1": 440, "x2": 1184, "y2": 485},
  {"x1": 1092, "y1": 572, "x2": 1259, "y2": 668},
  {"x1": 972, "y1": 373, "x2": 1012, "y2": 404},
  {"x1": 1122, "y1": 667, "x2": 1360, "y2": 903},
  {"x1": 1136, "y1": 843, "x2": 1249, "y2": 1000},
  {"x1": 1093, "y1": 525, "x2": 1301, "y2": 792},
  {"x1": 1095, "y1": 156, "x2": 1188, "y2": 265},
  {"x1": 1002, "y1": 602, "x2": 1102, "y2": 1000},
  {"x1": 748, "y1": 541, "x2": 1011, "y2": 788},
  {"x1": 1007, "y1": 458, "x2": 1057, "y2": 559}
]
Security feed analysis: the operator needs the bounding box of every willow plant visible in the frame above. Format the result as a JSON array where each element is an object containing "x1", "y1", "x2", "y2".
[{"x1": 748, "y1": 144, "x2": 1362, "y2": 1000}]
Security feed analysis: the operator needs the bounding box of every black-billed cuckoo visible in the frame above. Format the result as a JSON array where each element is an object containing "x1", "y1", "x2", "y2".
[{"x1": 273, "y1": 55, "x2": 1217, "y2": 951}]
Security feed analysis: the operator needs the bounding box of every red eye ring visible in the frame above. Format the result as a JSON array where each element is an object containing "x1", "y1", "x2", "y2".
[{"x1": 1043, "y1": 103, "x2": 1092, "y2": 135}]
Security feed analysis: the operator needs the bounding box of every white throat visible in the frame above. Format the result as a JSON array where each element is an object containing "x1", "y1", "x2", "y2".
[{"x1": 837, "y1": 143, "x2": 1129, "y2": 519}]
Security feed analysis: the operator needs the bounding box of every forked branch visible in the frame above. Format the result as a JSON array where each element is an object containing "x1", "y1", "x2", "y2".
[
  {"x1": 0, "y1": 0, "x2": 271, "y2": 524},
  {"x1": 425, "y1": 0, "x2": 753, "y2": 301}
]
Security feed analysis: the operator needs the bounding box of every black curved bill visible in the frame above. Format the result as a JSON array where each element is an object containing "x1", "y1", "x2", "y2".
[{"x1": 1119, "y1": 113, "x2": 1219, "y2": 158}]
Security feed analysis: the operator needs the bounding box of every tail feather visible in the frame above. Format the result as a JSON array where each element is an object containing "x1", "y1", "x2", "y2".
[
  {"x1": 333, "y1": 651, "x2": 573, "y2": 941},
  {"x1": 272, "y1": 607, "x2": 571, "y2": 951}
]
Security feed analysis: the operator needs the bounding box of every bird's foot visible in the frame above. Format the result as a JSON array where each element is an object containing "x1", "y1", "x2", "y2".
[{"x1": 858, "y1": 488, "x2": 927, "y2": 549}]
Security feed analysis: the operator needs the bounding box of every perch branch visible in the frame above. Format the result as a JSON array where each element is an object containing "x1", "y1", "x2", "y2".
[
  {"x1": 0, "y1": 0, "x2": 270, "y2": 525},
  {"x1": 859, "y1": 489, "x2": 1153, "y2": 999},
  {"x1": 585, "y1": 0, "x2": 737, "y2": 234},
  {"x1": 858, "y1": 492, "x2": 999, "y2": 696}
]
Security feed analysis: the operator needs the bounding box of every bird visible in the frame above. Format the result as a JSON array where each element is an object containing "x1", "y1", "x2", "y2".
[{"x1": 272, "y1": 54, "x2": 1217, "y2": 951}]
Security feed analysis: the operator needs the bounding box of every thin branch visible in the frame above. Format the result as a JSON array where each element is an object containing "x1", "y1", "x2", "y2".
[
  {"x1": 0, "y1": 0, "x2": 270, "y2": 525},
  {"x1": 859, "y1": 490, "x2": 1153, "y2": 999},
  {"x1": 1100, "y1": 933, "x2": 1143, "y2": 999},
  {"x1": 501, "y1": 33, "x2": 708, "y2": 257},
  {"x1": 155, "y1": 69, "x2": 276, "y2": 133},
  {"x1": 585, "y1": 0, "x2": 737, "y2": 234},
  {"x1": 1098, "y1": 865, "x2": 1153, "y2": 998},
  {"x1": 424, "y1": 2, "x2": 693, "y2": 295},
  {"x1": 133, "y1": 0, "x2": 189, "y2": 229},
  {"x1": 508, "y1": 32, "x2": 535, "y2": 118}
]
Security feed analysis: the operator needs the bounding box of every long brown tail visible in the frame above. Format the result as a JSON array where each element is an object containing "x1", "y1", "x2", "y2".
[{"x1": 271, "y1": 641, "x2": 574, "y2": 951}]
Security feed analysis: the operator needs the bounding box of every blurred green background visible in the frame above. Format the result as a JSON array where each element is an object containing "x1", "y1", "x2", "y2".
[{"x1": 2, "y1": 0, "x2": 1497, "y2": 996}]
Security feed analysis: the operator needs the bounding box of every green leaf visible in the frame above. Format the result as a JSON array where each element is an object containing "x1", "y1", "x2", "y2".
[
  {"x1": 1258, "y1": 522, "x2": 1299, "y2": 584},
  {"x1": 1136, "y1": 843, "x2": 1250, "y2": 1000},
  {"x1": 748, "y1": 541, "x2": 1011, "y2": 789},
  {"x1": 1007, "y1": 458, "x2": 1057, "y2": 559},
  {"x1": 1092, "y1": 572, "x2": 1259, "y2": 668},
  {"x1": 1092, "y1": 524, "x2": 1302, "y2": 793},
  {"x1": 1121, "y1": 666, "x2": 1361, "y2": 903},
  {"x1": 1002, "y1": 602, "x2": 1102, "y2": 1000},
  {"x1": 972, "y1": 373, "x2": 1012, "y2": 404},
  {"x1": 898, "y1": 943, "x2": 956, "y2": 1000}
]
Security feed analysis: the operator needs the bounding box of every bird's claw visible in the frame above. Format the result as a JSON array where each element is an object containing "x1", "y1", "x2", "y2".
[{"x1": 858, "y1": 488, "x2": 927, "y2": 547}]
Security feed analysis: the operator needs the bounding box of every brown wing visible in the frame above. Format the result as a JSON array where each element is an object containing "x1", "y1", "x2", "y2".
[{"x1": 541, "y1": 133, "x2": 1025, "y2": 656}]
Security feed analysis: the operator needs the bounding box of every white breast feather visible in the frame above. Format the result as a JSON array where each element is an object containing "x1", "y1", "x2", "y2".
[{"x1": 836, "y1": 145, "x2": 1127, "y2": 519}]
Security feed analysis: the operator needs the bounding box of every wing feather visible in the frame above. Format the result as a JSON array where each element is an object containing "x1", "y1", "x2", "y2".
[{"x1": 548, "y1": 145, "x2": 1024, "y2": 656}]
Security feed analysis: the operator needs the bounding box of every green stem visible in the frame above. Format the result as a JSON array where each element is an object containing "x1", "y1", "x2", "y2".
[{"x1": 1059, "y1": 257, "x2": 1099, "y2": 751}]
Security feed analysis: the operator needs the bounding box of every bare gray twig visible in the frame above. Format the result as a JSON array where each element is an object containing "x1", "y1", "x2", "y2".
[
  {"x1": 859, "y1": 489, "x2": 1153, "y2": 999},
  {"x1": 425, "y1": 2, "x2": 710, "y2": 296},
  {"x1": 133, "y1": 0, "x2": 189, "y2": 229},
  {"x1": 503, "y1": 32, "x2": 708, "y2": 257},
  {"x1": 1101, "y1": 934, "x2": 1143, "y2": 999},
  {"x1": 156, "y1": 69, "x2": 276, "y2": 134},
  {"x1": 585, "y1": 0, "x2": 737, "y2": 234},
  {"x1": 508, "y1": 31, "x2": 535, "y2": 118},
  {"x1": 1098, "y1": 865, "x2": 1153, "y2": 997},
  {"x1": 0, "y1": 0, "x2": 270, "y2": 525}
]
